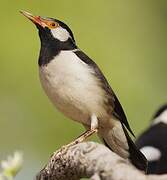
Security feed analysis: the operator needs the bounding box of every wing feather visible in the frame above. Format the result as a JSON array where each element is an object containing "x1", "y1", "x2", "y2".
[{"x1": 74, "y1": 50, "x2": 135, "y2": 137}]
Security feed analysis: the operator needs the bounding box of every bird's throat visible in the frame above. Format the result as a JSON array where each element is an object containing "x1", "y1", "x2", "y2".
[{"x1": 38, "y1": 30, "x2": 77, "y2": 66}]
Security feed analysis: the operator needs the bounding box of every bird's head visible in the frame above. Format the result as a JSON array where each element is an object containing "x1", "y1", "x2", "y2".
[{"x1": 20, "y1": 11, "x2": 76, "y2": 47}]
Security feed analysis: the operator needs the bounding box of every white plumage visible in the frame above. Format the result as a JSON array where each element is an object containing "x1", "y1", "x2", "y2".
[
  {"x1": 51, "y1": 27, "x2": 71, "y2": 42},
  {"x1": 39, "y1": 50, "x2": 108, "y2": 125},
  {"x1": 39, "y1": 50, "x2": 128, "y2": 158},
  {"x1": 140, "y1": 146, "x2": 161, "y2": 161}
]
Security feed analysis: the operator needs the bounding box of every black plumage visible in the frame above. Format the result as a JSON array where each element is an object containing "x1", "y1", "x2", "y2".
[
  {"x1": 74, "y1": 50, "x2": 135, "y2": 137},
  {"x1": 136, "y1": 105, "x2": 167, "y2": 174},
  {"x1": 38, "y1": 25, "x2": 77, "y2": 66},
  {"x1": 74, "y1": 50, "x2": 147, "y2": 171}
]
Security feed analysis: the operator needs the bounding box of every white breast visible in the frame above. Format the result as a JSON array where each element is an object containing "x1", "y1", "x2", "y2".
[{"x1": 39, "y1": 50, "x2": 106, "y2": 125}]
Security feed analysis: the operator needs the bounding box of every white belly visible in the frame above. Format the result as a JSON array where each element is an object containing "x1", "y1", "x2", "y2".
[{"x1": 39, "y1": 50, "x2": 107, "y2": 125}]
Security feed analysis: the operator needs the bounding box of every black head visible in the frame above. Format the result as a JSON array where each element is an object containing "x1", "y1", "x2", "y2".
[{"x1": 20, "y1": 11, "x2": 77, "y2": 65}]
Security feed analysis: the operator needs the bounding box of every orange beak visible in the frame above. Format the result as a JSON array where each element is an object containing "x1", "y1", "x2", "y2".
[{"x1": 20, "y1": 11, "x2": 47, "y2": 28}]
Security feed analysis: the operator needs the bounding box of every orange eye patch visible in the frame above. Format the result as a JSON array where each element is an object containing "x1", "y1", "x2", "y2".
[{"x1": 44, "y1": 20, "x2": 59, "y2": 29}]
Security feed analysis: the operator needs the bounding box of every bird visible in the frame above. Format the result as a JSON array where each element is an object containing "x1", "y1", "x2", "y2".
[
  {"x1": 20, "y1": 11, "x2": 147, "y2": 171},
  {"x1": 136, "y1": 104, "x2": 167, "y2": 174}
]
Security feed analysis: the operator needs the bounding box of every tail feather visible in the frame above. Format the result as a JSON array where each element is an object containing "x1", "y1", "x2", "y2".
[
  {"x1": 121, "y1": 124, "x2": 148, "y2": 173},
  {"x1": 101, "y1": 123, "x2": 148, "y2": 173}
]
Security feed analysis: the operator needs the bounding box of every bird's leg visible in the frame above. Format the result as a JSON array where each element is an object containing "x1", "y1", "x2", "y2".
[
  {"x1": 58, "y1": 114, "x2": 98, "y2": 151},
  {"x1": 90, "y1": 114, "x2": 98, "y2": 130}
]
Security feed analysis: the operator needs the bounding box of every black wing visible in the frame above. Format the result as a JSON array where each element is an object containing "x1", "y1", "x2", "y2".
[{"x1": 74, "y1": 50, "x2": 135, "y2": 137}]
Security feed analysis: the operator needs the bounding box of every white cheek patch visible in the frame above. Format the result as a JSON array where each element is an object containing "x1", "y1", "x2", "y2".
[
  {"x1": 140, "y1": 146, "x2": 161, "y2": 161},
  {"x1": 51, "y1": 27, "x2": 71, "y2": 42},
  {"x1": 152, "y1": 110, "x2": 167, "y2": 125}
]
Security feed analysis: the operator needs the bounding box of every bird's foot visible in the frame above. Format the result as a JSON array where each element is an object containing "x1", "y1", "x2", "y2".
[
  {"x1": 66, "y1": 114, "x2": 99, "y2": 148},
  {"x1": 56, "y1": 128, "x2": 98, "y2": 154},
  {"x1": 56, "y1": 114, "x2": 98, "y2": 154}
]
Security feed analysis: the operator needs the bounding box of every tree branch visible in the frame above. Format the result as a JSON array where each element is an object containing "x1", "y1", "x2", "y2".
[{"x1": 36, "y1": 142, "x2": 167, "y2": 180}]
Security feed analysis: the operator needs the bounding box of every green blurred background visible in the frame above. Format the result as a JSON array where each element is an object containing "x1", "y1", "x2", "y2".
[{"x1": 0, "y1": 0, "x2": 167, "y2": 179}]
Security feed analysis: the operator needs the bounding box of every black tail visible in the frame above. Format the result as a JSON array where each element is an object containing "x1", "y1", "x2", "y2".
[{"x1": 122, "y1": 124, "x2": 148, "y2": 173}]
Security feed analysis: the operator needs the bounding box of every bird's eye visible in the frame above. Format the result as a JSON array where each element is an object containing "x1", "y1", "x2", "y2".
[
  {"x1": 51, "y1": 22, "x2": 56, "y2": 27},
  {"x1": 48, "y1": 21, "x2": 58, "y2": 29}
]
